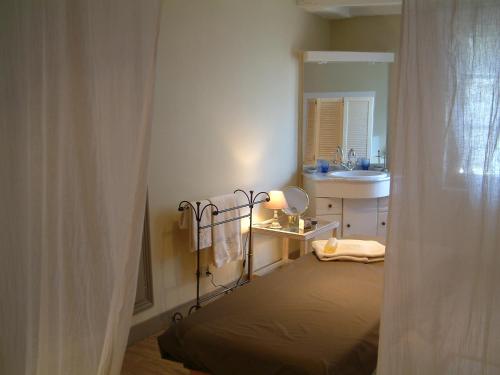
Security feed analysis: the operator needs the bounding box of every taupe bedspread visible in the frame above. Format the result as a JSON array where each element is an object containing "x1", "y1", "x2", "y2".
[{"x1": 158, "y1": 254, "x2": 384, "y2": 375}]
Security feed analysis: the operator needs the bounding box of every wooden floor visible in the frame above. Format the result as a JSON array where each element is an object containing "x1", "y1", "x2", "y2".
[{"x1": 121, "y1": 333, "x2": 189, "y2": 375}]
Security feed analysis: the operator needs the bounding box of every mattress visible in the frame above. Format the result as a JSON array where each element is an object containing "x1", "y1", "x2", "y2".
[{"x1": 158, "y1": 254, "x2": 384, "y2": 375}]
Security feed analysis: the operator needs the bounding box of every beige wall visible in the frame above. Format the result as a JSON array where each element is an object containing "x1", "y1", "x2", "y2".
[
  {"x1": 330, "y1": 15, "x2": 401, "y2": 52},
  {"x1": 133, "y1": 0, "x2": 330, "y2": 325}
]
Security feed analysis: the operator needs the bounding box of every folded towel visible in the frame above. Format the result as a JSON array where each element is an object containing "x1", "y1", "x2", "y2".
[
  {"x1": 209, "y1": 194, "x2": 243, "y2": 268},
  {"x1": 312, "y1": 238, "x2": 385, "y2": 262},
  {"x1": 178, "y1": 200, "x2": 212, "y2": 252},
  {"x1": 319, "y1": 255, "x2": 384, "y2": 263}
]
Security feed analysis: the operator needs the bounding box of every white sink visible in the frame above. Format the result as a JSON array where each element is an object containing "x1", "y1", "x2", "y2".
[
  {"x1": 328, "y1": 170, "x2": 388, "y2": 181},
  {"x1": 303, "y1": 170, "x2": 390, "y2": 198}
]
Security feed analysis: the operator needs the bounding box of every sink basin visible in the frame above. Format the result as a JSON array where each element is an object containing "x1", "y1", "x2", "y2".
[
  {"x1": 328, "y1": 170, "x2": 388, "y2": 181},
  {"x1": 304, "y1": 170, "x2": 390, "y2": 198}
]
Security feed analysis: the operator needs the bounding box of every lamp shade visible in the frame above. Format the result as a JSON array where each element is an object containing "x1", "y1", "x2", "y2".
[{"x1": 264, "y1": 190, "x2": 288, "y2": 210}]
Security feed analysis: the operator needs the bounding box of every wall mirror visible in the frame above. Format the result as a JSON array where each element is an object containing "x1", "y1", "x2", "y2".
[{"x1": 302, "y1": 52, "x2": 394, "y2": 167}]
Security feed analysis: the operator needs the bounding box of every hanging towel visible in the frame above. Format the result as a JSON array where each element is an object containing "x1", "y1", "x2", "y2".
[
  {"x1": 312, "y1": 238, "x2": 385, "y2": 263},
  {"x1": 209, "y1": 194, "x2": 242, "y2": 268},
  {"x1": 179, "y1": 200, "x2": 212, "y2": 252}
]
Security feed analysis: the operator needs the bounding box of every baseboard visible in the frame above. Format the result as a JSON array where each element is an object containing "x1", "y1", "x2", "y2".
[{"x1": 253, "y1": 259, "x2": 284, "y2": 276}]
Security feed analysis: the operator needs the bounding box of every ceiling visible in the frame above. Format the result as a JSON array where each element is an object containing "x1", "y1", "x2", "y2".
[{"x1": 297, "y1": 0, "x2": 402, "y2": 19}]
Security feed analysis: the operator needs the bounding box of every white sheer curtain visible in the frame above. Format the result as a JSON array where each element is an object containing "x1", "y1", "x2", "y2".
[
  {"x1": 379, "y1": 0, "x2": 500, "y2": 374},
  {"x1": 0, "y1": 1, "x2": 160, "y2": 374}
]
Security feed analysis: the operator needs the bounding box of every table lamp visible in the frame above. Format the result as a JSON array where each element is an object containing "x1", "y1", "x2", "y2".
[{"x1": 264, "y1": 190, "x2": 288, "y2": 229}]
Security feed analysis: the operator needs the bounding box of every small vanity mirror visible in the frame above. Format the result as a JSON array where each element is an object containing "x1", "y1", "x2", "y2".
[
  {"x1": 302, "y1": 52, "x2": 394, "y2": 168},
  {"x1": 282, "y1": 186, "x2": 309, "y2": 216}
]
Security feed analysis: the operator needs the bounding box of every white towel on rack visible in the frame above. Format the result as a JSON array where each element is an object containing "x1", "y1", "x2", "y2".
[
  {"x1": 178, "y1": 200, "x2": 212, "y2": 252},
  {"x1": 210, "y1": 194, "x2": 242, "y2": 268}
]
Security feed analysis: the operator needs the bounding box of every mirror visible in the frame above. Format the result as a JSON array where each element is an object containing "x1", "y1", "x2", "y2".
[
  {"x1": 303, "y1": 54, "x2": 393, "y2": 168},
  {"x1": 282, "y1": 186, "x2": 309, "y2": 216}
]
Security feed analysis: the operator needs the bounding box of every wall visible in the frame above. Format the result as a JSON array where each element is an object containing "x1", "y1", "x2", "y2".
[
  {"x1": 133, "y1": 0, "x2": 330, "y2": 325},
  {"x1": 330, "y1": 15, "x2": 401, "y2": 52},
  {"x1": 304, "y1": 62, "x2": 390, "y2": 156}
]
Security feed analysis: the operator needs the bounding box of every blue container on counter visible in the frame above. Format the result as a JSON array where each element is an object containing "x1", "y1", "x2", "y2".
[
  {"x1": 317, "y1": 159, "x2": 330, "y2": 173},
  {"x1": 359, "y1": 157, "x2": 370, "y2": 170}
]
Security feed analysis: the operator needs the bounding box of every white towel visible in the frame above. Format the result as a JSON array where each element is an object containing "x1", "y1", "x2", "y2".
[
  {"x1": 312, "y1": 238, "x2": 385, "y2": 263},
  {"x1": 178, "y1": 200, "x2": 212, "y2": 252},
  {"x1": 209, "y1": 194, "x2": 242, "y2": 268}
]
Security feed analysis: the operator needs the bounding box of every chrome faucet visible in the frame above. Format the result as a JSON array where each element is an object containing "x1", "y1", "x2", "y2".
[
  {"x1": 333, "y1": 145, "x2": 344, "y2": 165},
  {"x1": 333, "y1": 146, "x2": 356, "y2": 171},
  {"x1": 348, "y1": 148, "x2": 356, "y2": 165}
]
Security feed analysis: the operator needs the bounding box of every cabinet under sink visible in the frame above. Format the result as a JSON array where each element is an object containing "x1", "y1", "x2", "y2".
[{"x1": 303, "y1": 173, "x2": 390, "y2": 242}]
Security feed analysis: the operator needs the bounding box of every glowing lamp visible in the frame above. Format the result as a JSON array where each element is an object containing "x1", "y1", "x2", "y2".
[{"x1": 264, "y1": 191, "x2": 288, "y2": 229}]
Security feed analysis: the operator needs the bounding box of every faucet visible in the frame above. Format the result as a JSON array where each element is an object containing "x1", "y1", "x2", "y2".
[
  {"x1": 333, "y1": 146, "x2": 356, "y2": 171},
  {"x1": 348, "y1": 148, "x2": 356, "y2": 165},
  {"x1": 333, "y1": 145, "x2": 344, "y2": 165}
]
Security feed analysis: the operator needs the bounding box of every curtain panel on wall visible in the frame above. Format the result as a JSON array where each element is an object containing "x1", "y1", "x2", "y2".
[
  {"x1": 379, "y1": 0, "x2": 500, "y2": 374},
  {"x1": 0, "y1": 1, "x2": 160, "y2": 374}
]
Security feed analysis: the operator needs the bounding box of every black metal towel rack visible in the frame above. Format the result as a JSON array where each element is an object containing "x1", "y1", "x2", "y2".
[{"x1": 174, "y1": 189, "x2": 270, "y2": 320}]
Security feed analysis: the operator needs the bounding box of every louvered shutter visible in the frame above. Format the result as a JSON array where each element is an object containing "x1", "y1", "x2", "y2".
[
  {"x1": 317, "y1": 98, "x2": 343, "y2": 160},
  {"x1": 343, "y1": 97, "x2": 374, "y2": 159},
  {"x1": 304, "y1": 99, "x2": 317, "y2": 165}
]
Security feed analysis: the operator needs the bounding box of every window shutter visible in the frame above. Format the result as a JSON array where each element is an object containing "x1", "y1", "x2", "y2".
[
  {"x1": 343, "y1": 97, "x2": 374, "y2": 159},
  {"x1": 317, "y1": 98, "x2": 343, "y2": 160},
  {"x1": 304, "y1": 99, "x2": 317, "y2": 165}
]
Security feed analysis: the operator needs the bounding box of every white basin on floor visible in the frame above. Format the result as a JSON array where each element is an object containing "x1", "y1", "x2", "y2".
[{"x1": 328, "y1": 170, "x2": 388, "y2": 181}]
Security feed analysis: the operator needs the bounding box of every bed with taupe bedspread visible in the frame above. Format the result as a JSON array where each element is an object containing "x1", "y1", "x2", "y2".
[{"x1": 158, "y1": 253, "x2": 384, "y2": 375}]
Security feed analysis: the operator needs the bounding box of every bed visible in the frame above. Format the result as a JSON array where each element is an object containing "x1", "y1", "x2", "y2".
[{"x1": 158, "y1": 253, "x2": 384, "y2": 375}]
